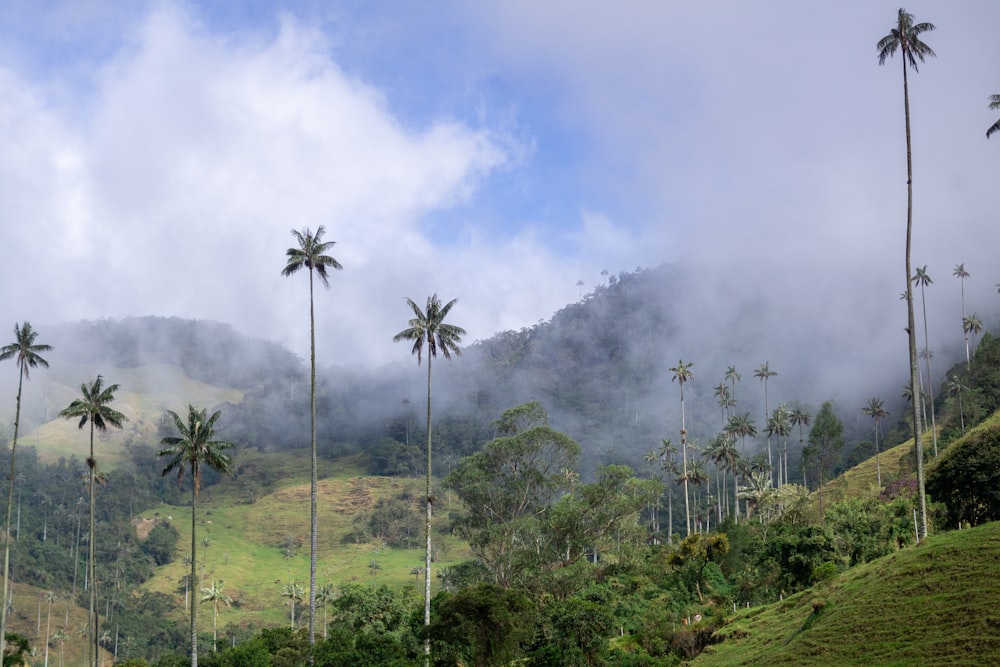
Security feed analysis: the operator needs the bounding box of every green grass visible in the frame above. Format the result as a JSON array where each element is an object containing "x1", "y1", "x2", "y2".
[{"x1": 690, "y1": 521, "x2": 1000, "y2": 666}]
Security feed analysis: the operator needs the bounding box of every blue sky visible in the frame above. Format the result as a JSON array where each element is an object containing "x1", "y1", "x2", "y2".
[{"x1": 1, "y1": 1, "x2": 999, "y2": 372}]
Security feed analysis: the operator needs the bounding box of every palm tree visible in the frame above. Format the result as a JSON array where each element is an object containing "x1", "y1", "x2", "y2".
[
  {"x1": 281, "y1": 225, "x2": 342, "y2": 647},
  {"x1": 789, "y1": 407, "x2": 811, "y2": 486},
  {"x1": 725, "y1": 365, "x2": 741, "y2": 407},
  {"x1": 987, "y1": 94, "x2": 1000, "y2": 138},
  {"x1": 51, "y1": 628, "x2": 68, "y2": 667},
  {"x1": 0, "y1": 322, "x2": 51, "y2": 657},
  {"x1": 713, "y1": 383, "x2": 732, "y2": 428},
  {"x1": 669, "y1": 359, "x2": 694, "y2": 536},
  {"x1": 316, "y1": 583, "x2": 335, "y2": 639},
  {"x1": 963, "y1": 314, "x2": 983, "y2": 357},
  {"x1": 766, "y1": 404, "x2": 792, "y2": 487},
  {"x1": 878, "y1": 7, "x2": 935, "y2": 539},
  {"x1": 953, "y1": 264, "x2": 972, "y2": 364},
  {"x1": 393, "y1": 294, "x2": 465, "y2": 659},
  {"x1": 200, "y1": 581, "x2": 231, "y2": 654},
  {"x1": 913, "y1": 266, "x2": 938, "y2": 457},
  {"x1": 281, "y1": 581, "x2": 305, "y2": 630},
  {"x1": 945, "y1": 376, "x2": 968, "y2": 433},
  {"x1": 658, "y1": 438, "x2": 678, "y2": 539},
  {"x1": 43, "y1": 591, "x2": 57, "y2": 667},
  {"x1": 861, "y1": 398, "x2": 890, "y2": 488},
  {"x1": 59, "y1": 375, "x2": 127, "y2": 667},
  {"x1": 754, "y1": 362, "x2": 778, "y2": 486},
  {"x1": 158, "y1": 405, "x2": 234, "y2": 667}
]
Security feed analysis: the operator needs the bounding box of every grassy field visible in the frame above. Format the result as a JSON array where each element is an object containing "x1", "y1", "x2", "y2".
[{"x1": 692, "y1": 516, "x2": 1000, "y2": 666}]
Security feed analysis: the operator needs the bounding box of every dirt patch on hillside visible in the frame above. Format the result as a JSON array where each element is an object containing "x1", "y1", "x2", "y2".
[{"x1": 132, "y1": 517, "x2": 159, "y2": 540}]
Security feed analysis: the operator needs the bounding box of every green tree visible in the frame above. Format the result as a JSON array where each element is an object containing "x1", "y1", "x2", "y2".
[
  {"x1": 0, "y1": 322, "x2": 51, "y2": 658},
  {"x1": 430, "y1": 584, "x2": 537, "y2": 667},
  {"x1": 913, "y1": 266, "x2": 938, "y2": 457},
  {"x1": 666, "y1": 532, "x2": 730, "y2": 603},
  {"x1": 158, "y1": 405, "x2": 234, "y2": 667},
  {"x1": 806, "y1": 402, "x2": 844, "y2": 520},
  {"x1": 987, "y1": 94, "x2": 1000, "y2": 138},
  {"x1": 281, "y1": 225, "x2": 342, "y2": 647},
  {"x1": 953, "y1": 263, "x2": 972, "y2": 364},
  {"x1": 200, "y1": 581, "x2": 232, "y2": 654},
  {"x1": 669, "y1": 359, "x2": 694, "y2": 536},
  {"x1": 754, "y1": 362, "x2": 779, "y2": 486},
  {"x1": 392, "y1": 293, "x2": 465, "y2": 658},
  {"x1": 280, "y1": 581, "x2": 305, "y2": 630},
  {"x1": 877, "y1": 6, "x2": 935, "y2": 539},
  {"x1": 59, "y1": 375, "x2": 127, "y2": 667},
  {"x1": 926, "y1": 422, "x2": 1000, "y2": 526},
  {"x1": 861, "y1": 398, "x2": 890, "y2": 488}
]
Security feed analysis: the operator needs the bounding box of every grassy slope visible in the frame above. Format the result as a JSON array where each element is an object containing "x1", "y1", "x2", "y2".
[{"x1": 691, "y1": 520, "x2": 1000, "y2": 666}]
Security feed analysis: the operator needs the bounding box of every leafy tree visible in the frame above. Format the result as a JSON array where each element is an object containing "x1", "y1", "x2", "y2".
[
  {"x1": 861, "y1": 398, "x2": 890, "y2": 488},
  {"x1": 59, "y1": 375, "x2": 127, "y2": 667},
  {"x1": 953, "y1": 263, "x2": 972, "y2": 364},
  {"x1": 669, "y1": 359, "x2": 694, "y2": 536},
  {"x1": 200, "y1": 581, "x2": 231, "y2": 654},
  {"x1": 927, "y1": 422, "x2": 1000, "y2": 527},
  {"x1": 877, "y1": 6, "x2": 935, "y2": 539},
  {"x1": 0, "y1": 322, "x2": 51, "y2": 657},
  {"x1": 666, "y1": 532, "x2": 730, "y2": 603},
  {"x1": 158, "y1": 405, "x2": 234, "y2": 667},
  {"x1": 430, "y1": 584, "x2": 537, "y2": 667},
  {"x1": 392, "y1": 293, "x2": 465, "y2": 655},
  {"x1": 913, "y1": 266, "x2": 938, "y2": 456},
  {"x1": 2, "y1": 631, "x2": 30, "y2": 667},
  {"x1": 987, "y1": 94, "x2": 1000, "y2": 138},
  {"x1": 806, "y1": 402, "x2": 844, "y2": 520},
  {"x1": 281, "y1": 225, "x2": 342, "y2": 647}
]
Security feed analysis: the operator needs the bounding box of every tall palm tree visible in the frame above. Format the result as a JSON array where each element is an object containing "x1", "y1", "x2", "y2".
[
  {"x1": 200, "y1": 581, "x2": 231, "y2": 654},
  {"x1": 878, "y1": 7, "x2": 935, "y2": 538},
  {"x1": 0, "y1": 322, "x2": 51, "y2": 657},
  {"x1": 316, "y1": 583, "x2": 335, "y2": 639},
  {"x1": 43, "y1": 591, "x2": 57, "y2": 667},
  {"x1": 963, "y1": 314, "x2": 983, "y2": 356},
  {"x1": 658, "y1": 438, "x2": 678, "y2": 539},
  {"x1": 59, "y1": 375, "x2": 127, "y2": 667},
  {"x1": 754, "y1": 362, "x2": 778, "y2": 486},
  {"x1": 713, "y1": 383, "x2": 732, "y2": 428},
  {"x1": 766, "y1": 404, "x2": 792, "y2": 487},
  {"x1": 945, "y1": 376, "x2": 968, "y2": 433},
  {"x1": 281, "y1": 581, "x2": 305, "y2": 630},
  {"x1": 987, "y1": 94, "x2": 1000, "y2": 138},
  {"x1": 158, "y1": 405, "x2": 234, "y2": 667},
  {"x1": 725, "y1": 365, "x2": 741, "y2": 408},
  {"x1": 281, "y1": 225, "x2": 342, "y2": 647},
  {"x1": 669, "y1": 359, "x2": 694, "y2": 536},
  {"x1": 789, "y1": 407, "x2": 811, "y2": 486},
  {"x1": 913, "y1": 266, "x2": 938, "y2": 457},
  {"x1": 861, "y1": 398, "x2": 890, "y2": 488},
  {"x1": 393, "y1": 294, "x2": 465, "y2": 660},
  {"x1": 953, "y1": 263, "x2": 972, "y2": 364}
]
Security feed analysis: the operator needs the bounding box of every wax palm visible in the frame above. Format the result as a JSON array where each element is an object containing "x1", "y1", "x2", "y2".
[
  {"x1": 987, "y1": 95, "x2": 1000, "y2": 139},
  {"x1": 43, "y1": 591, "x2": 57, "y2": 667},
  {"x1": 0, "y1": 322, "x2": 51, "y2": 657},
  {"x1": 658, "y1": 438, "x2": 678, "y2": 538},
  {"x1": 912, "y1": 266, "x2": 938, "y2": 457},
  {"x1": 878, "y1": 6, "x2": 935, "y2": 539},
  {"x1": 158, "y1": 405, "x2": 234, "y2": 667},
  {"x1": 724, "y1": 365, "x2": 741, "y2": 406},
  {"x1": 754, "y1": 362, "x2": 778, "y2": 486},
  {"x1": 766, "y1": 404, "x2": 792, "y2": 487},
  {"x1": 953, "y1": 264, "x2": 972, "y2": 364},
  {"x1": 393, "y1": 294, "x2": 465, "y2": 658},
  {"x1": 59, "y1": 375, "x2": 127, "y2": 667},
  {"x1": 861, "y1": 398, "x2": 890, "y2": 488},
  {"x1": 713, "y1": 383, "x2": 732, "y2": 428},
  {"x1": 281, "y1": 225, "x2": 341, "y2": 647},
  {"x1": 789, "y1": 407, "x2": 810, "y2": 486},
  {"x1": 281, "y1": 581, "x2": 306, "y2": 630},
  {"x1": 945, "y1": 376, "x2": 968, "y2": 433},
  {"x1": 963, "y1": 314, "x2": 983, "y2": 356},
  {"x1": 316, "y1": 583, "x2": 335, "y2": 639},
  {"x1": 669, "y1": 359, "x2": 694, "y2": 536},
  {"x1": 200, "y1": 581, "x2": 232, "y2": 653}
]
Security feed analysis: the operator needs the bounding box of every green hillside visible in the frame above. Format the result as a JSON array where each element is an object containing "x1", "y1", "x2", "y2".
[{"x1": 691, "y1": 520, "x2": 1000, "y2": 666}]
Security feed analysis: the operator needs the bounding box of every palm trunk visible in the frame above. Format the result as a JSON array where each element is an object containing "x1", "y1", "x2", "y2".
[
  {"x1": 874, "y1": 420, "x2": 882, "y2": 488},
  {"x1": 190, "y1": 487, "x2": 198, "y2": 667},
  {"x1": 680, "y1": 386, "x2": 690, "y2": 536},
  {"x1": 423, "y1": 353, "x2": 433, "y2": 663},
  {"x1": 0, "y1": 365, "x2": 25, "y2": 658},
  {"x1": 919, "y1": 286, "x2": 938, "y2": 457},
  {"x1": 308, "y1": 268, "x2": 318, "y2": 648},
  {"x1": 903, "y1": 58, "x2": 928, "y2": 539},
  {"x1": 89, "y1": 421, "x2": 99, "y2": 667}
]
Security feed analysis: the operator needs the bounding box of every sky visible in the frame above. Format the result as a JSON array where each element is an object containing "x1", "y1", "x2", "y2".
[{"x1": 1, "y1": 0, "x2": 998, "y2": 379}]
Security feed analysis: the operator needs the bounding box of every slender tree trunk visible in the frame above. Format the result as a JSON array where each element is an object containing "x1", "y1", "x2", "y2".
[
  {"x1": 44, "y1": 597, "x2": 52, "y2": 667},
  {"x1": 89, "y1": 421, "x2": 99, "y2": 667},
  {"x1": 308, "y1": 267, "x2": 318, "y2": 649},
  {"x1": 680, "y1": 388, "x2": 690, "y2": 537},
  {"x1": 0, "y1": 365, "x2": 25, "y2": 658},
  {"x1": 919, "y1": 285, "x2": 938, "y2": 457},
  {"x1": 902, "y1": 59, "x2": 928, "y2": 539},
  {"x1": 763, "y1": 383, "x2": 772, "y2": 486},
  {"x1": 875, "y1": 420, "x2": 882, "y2": 488},
  {"x1": 190, "y1": 488, "x2": 198, "y2": 667},
  {"x1": 423, "y1": 353, "x2": 433, "y2": 664}
]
